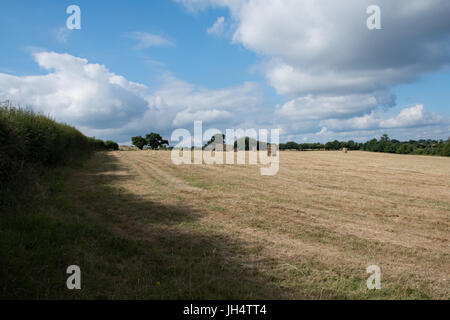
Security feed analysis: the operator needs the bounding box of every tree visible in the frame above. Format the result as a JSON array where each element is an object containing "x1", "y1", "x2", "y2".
[
  {"x1": 285, "y1": 141, "x2": 299, "y2": 150},
  {"x1": 90, "y1": 138, "x2": 106, "y2": 150},
  {"x1": 345, "y1": 140, "x2": 356, "y2": 150},
  {"x1": 145, "y1": 132, "x2": 169, "y2": 150},
  {"x1": 203, "y1": 134, "x2": 225, "y2": 149},
  {"x1": 131, "y1": 136, "x2": 147, "y2": 150},
  {"x1": 105, "y1": 140, "x2": 119, "y2": 150},
  {"x1": 325, "y1": 140, "x2": 341, "y2": 150},
  {"x1": 368, "y1": 138, "x2": 381, "y2": 152},
  {"x1": 442, "y1": 141, "x2": 450, "y2": 157},
  {"x1": 234, "y1": 137, "x2": 262, "y2": 151}
]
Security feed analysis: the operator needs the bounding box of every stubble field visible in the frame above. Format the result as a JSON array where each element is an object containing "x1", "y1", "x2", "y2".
[{"x1": 67, "y1": 150, "x2": 449, "y2": 299}]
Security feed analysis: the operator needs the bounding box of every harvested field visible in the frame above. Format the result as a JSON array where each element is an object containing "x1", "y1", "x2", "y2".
[
  {"x1": 68, "y1": 150, "x2": 449, "y2": 299},
  {"x1": 65, "y1": 150, "x2": 450, "y2": 298}
]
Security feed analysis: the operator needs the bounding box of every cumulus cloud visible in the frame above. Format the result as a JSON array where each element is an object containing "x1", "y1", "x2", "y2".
[
  {"x1": 150, "y1": 75, "x2": 262, "y2": 112},
  {"x1": 101, "y1": 75, "x2": 266, "y2": 143},
  {"x1": 0, "y1": 52, "x2": 265, "y2": 143},
  {"x1": 125, "y1": 32, "x2": 174, "y2": 48},
  {"x1": 232, "y1": 0, "x2": 450, "y2": 94},
  {"x1": 265, "y1": 63, "x2": 424, "y2": 97},
  {"x1": 320, "y1": 104, "x2": 448, "y2": 131},
  {"x1": 178, "y1": 0, "x2": 450, "y2": 94},
  {"x1": 0, "y1": 52, "x2": 149, "y2": 129},
  {"x1": 176, "y1": 0, "x2": 450, "y2": 140},
  {"x1": 5, "y1": 1, "x2": 450, "y2": 145},
  {"x1": 275, "y1": 93, "x2": 395, "y2": 121},
  {"x1": 136, "y1": 75, "x2": 265, "y2": 132},
  {"x1": 207, "y1": 16, "x2": 226, "y2": 35}
]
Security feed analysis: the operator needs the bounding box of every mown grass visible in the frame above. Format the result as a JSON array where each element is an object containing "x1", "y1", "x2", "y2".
[
  {"x1": 116, "y1": 151, "x2": 449, "y2": 299},
  {"x1": 0, "y1": 153, "x2": 287, "y2": 299},
  {"x1": 2, "y1": 151, "x2": 441, "y2": 299}
]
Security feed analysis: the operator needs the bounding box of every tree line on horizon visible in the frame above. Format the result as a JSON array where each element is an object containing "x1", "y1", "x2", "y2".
[
  {"x1": 279, "y1": 134, "x2": 450, "y2": 157},
  {"x1": 131, "y1": 131, "x2": 450, "y2": 157}
]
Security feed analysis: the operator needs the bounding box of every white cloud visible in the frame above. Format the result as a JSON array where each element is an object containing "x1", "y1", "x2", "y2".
[
  {"x1": 177, "y1": 0, "x2": 450, "y2": 99},
  {"x1": 226, "y1": 0, "x2": 450, "y2": 96},
  {"x1": 0, "y1": 52, "x2": 149, "y2": 129},
  {"x1": 137, "y1": 74, "x2": 265, "y2": 132},
  {"x1": 175, "y1": 0, "x2": 450, "y2": 142},
  {"x1": 275, "y1": 93, "x2": 395, "y2": 121},
  {"x1": 380, "y1": 104, "x2": 442, "y2": 128},
  {"x1": 1, "y1": 51, "x2": 447, "y2": 144},
  {"x1": 126, "y1": 32, "x2": 174, "y2": 48},
  {"x1": 207, "y1": 16, "x2": 226, "y2": 35},
  {"x1": 320, "y1": 104, "x2": 448, "y2": 131},
  {"x1": 0, "y1": 52, "x2": 265, "y2": 143},
  {"x1": 104, "y1": 75, "x2": 266, "y2": 142},
  {"x1": 265, "y1": 62, "x2": 421, "y2": 96},
  {"x1": 150, "y1": 74, "x2": 262, "y2": 112}
]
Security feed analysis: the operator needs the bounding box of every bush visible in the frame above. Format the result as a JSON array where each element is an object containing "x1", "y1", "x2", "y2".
[
  {"x1": 105, "y1": 140, "x2": 119, "y2": 150},
  {"x1": 442, "y1": 142, "x2": 450, "y2": 157},
  {"x1": 87, "y1": 138, "x2": 107, "y2": 150},
  {"x1": 0, "y1": 102, "x2": 107, "y2": 206},
  {"x1": 131, "y1": 136, "x2": 147, "y2": 150}
]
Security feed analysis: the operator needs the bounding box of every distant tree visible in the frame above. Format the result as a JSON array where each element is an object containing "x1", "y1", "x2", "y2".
[
  {"x1": 379, "y1": 134, "x2": 394, "y2": 152},
  {"x1": 285, "y1": 141, "x2": 300, "y2": 150},
  {"x1": 396, "y1": 144, "x2": 412, "y2": 154},
  {"x1": 203, "y1": 134, "x2": 225, "y2": 149},
  {"x1": 234, "y1": 137, "x2": 263, "y2": 151},
  {"x1": 131, "y1": 136, "x2": 147, "y2": 150},
  {"x1": 325, "y1": 140, "x2": 341, "y2": 150},
  {"x1": 442, "y1": 141, "x2": 450, "y2": 157},
  {"x1": 347, "y1": 140, "x2": 356, "y2": 150},
  {"x1": 145, "y1": 132, "x2": 169, "y2": 149},
  {"x1": 105, "y1": 140, "x2": 119, "y2": 150},
  {"x1": 364, "y1": 138, "x2": 379, "y2": 152}
]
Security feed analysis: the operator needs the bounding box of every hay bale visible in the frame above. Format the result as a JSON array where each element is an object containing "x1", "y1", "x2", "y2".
[{"x1": 343, "y1": 147, "x2": 348, "y2": 153}]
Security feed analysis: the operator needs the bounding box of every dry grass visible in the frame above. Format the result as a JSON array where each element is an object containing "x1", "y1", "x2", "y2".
[{"x1": 80, "y1": 150, "x2": 450, "y2": 299}]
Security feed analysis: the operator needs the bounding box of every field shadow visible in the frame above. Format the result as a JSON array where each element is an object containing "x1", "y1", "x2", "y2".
[{"x1": 67, "y1": 151, "x2": 293, "y2": 299}]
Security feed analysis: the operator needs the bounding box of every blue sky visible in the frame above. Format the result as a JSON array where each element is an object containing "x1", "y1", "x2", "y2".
[
  {"x1": 394, "y1": 71, "x2": 450, "y2": 117},
  {"x1": 0, "y1": 1, "x2": 253, "y2": 83},
  {"x1": 1, "y1": 0, "x2": 449, "y2": 144}
]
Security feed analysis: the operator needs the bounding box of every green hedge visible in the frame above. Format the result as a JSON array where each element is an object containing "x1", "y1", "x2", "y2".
[
  {"x1": 279, "y1": 134, "x2": 450, "y2": 156},
  {"x1": 105, "y1": 140, "x2": 119, "y2": 150},
  {"x1": 0, "y1": 102, "x2": 117, "y2": 205}
]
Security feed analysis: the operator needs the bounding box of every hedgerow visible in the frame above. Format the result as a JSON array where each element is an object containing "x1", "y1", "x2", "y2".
[{"x1": 0, "y1": 102, "x2": 116, "y2": 206}]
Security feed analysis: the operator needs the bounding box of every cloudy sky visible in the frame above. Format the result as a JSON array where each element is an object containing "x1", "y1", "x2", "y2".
[{"x1": 1, "y1": 0, "x2": 449, "y2": 144}]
